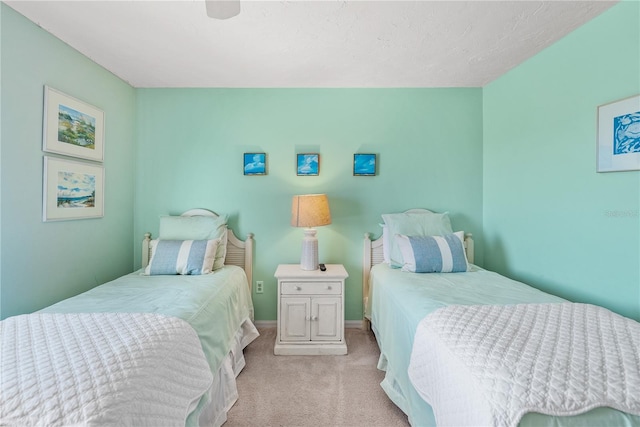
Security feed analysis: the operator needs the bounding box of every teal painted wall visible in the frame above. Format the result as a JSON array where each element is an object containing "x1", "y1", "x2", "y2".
[
  {"x1": 134, "y1": 88, "x2": 484, "y2": 321},
  {"x1": 483, "y1": 2, "x2": 640, "y2": 320},
  {"x1": 4, "y1": 1, "x2": 636, "y2": 323},
  {"x1": 0, "y1": 5, "x2": 137, "y2": 319}
]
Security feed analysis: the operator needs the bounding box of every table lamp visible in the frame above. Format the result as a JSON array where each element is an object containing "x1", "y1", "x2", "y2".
[{"x1": 291, "y1": 194, "x2": 331, "y2": 270}]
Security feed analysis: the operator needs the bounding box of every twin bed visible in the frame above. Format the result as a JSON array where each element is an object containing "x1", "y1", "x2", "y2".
[
  {"x1": 1, "y1": 209, "x2": 257, "y2": 426},
  {"x1": 3, "y1": 206, "x2": 639, "y2": 427},
  {"x1": 363, "y1": 209, "x2": 640, "y2": 427}
]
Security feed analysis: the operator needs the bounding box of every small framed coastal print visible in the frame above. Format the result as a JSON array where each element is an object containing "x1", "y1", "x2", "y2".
[
  {"x1": 597, "y1": 94, "x2": 640, "y2": 172},
  {"x1": 43, "y1": 156, "x2": 104, "y2": 221},
  {"x1": 297, "y1": 153, "x2": 319, "y2": 176},
  {"x1": 354, "y1": 153, "x2": 377, "y2": 176},
  {"x1": 43, "y1": 86, "x2": 105, "y2": 162},
  {"x1": 243, "y1": 153, "x2": 267, "y2": 175}
]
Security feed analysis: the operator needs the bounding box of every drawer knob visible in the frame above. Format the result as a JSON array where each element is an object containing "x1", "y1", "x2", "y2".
[
  {"x1": 295, "y1": 286, "x2": 301, "y2": 291},
  {"x1": 326, "y1": 285, "x2": 332, "y2": 290},
  {"x1": 311, "y1": 316, "x2": 318, "y2": 321}
]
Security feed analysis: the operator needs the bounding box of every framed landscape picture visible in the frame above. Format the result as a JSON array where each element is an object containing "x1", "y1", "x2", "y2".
[
  {"x1": 243, "y1": 153, "x2": 267, "y2": 175},
  {"x1": 297, "y1": 153, "x2": 319, "y2": 176},
  {"x1": 43, "y1": 86, "x2": 105, "y2": 162},
  {"x1": 43, "y1": 156, "x2": 104, "y2": 221},
  {"x1": 597, "y1": 94, "x2": 640, "y2": 172},
  {"x1": 354, "y1": 153, "x2": 377, "y2": 176}
]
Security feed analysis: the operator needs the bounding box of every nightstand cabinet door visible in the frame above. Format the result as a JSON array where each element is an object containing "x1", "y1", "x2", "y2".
[
  {"x1": 281, "y1": 297, "x2": 311, "y2": 341},
  {"x1": 311, "y1": 297, "x2": 341, "y2": 341}
]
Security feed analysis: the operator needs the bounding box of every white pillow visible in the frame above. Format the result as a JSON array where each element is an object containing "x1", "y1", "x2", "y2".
[
  {"x1": 381, "y1": 211, "x2": 453, "y2": 267},
  {"x1": 380, "y1": 223, "x2": 390, "y2": 264},
  {"x1": 159, "y1": 215, "x2": 228, "y2": 270},
  {"x1": 211, "y1": 228, "x2": 228, "y2": 271},
  {"x1": 144, "y1": 239, "x2": 219, "y2": 275},
  {"x1": 395, "y1": 231, "x2": 468, "y2": 273}
]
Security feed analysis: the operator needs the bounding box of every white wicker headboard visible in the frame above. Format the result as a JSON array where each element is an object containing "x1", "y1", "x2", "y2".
[
  {"x1": 362, "y1": 209, "x2": 474, "y2": 328},
  {"x1": 141, "y1": 209, "x2": 254, "y2": 292}
]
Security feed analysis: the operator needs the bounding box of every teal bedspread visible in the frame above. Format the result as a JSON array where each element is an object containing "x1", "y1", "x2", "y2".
[
  {"x1": 369, "y1": 263, "x2": 640, "y2": 427},
  {"x1": 40, "y1": 265, "x2": 254, "y2": 425}
]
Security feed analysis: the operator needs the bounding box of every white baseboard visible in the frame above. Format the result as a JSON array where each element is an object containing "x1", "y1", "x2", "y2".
[
  {"x1": 253, "y1": 320, "x2": 364, "y2": 329},
  {"x1": 345, "y1": 320, "x2": 365, "y2": 329},
  {"x1": 253, "y1": 320, "x2": 277, "y2": 329}
]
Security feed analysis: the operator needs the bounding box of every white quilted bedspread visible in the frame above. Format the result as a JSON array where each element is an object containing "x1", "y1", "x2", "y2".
[
  {"x1": 1, "y1": 312, "x2": 213, "y2": 426},
  {"x1": 408, "y1": 303, "x2": 640, "y2": 427}
]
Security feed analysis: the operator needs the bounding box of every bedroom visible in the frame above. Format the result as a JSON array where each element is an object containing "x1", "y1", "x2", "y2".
[{"x1": 0, "y1": 0, "x2": 639, "y2": 424}]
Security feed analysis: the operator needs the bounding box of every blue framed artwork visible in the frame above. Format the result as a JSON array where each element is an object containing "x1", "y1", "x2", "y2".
[
  {"x1": 297, "y1": 153, "x2": 319, "y2": 176},
  {"x1": 354, "y1": 153, "x2": 376, "y2": 176},
  {"x1": 597, "y1": 94, "x2": 640, "y2": 172},
  {"x1": 243, "y1": 153, "x2": 267, "y2": 175}
]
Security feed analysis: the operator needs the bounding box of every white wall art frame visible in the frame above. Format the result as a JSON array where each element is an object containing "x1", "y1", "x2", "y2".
[
  {"x1": 43, "y1": 86, "x2": 105, "y2": 162},
  {"x1": 597, "y1": 94, "x2": 640, "y2": 172},
  {"x1": 43, "y1": 156, "x2": 104, "y2": 221}
]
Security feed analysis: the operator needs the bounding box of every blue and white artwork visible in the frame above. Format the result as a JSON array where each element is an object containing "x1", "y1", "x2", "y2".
[
  {"x1": 613, "y1": 111, "x2": 640, "y2": 155},
  {"x1": 244, "y1": 153, "x2": 266, "y2": 175},
  {"x1": 57, "y1": 171, "x2": 96, "y2": 208},
  {"x1": 597, "y1": 95, "x2": 640, "y2": 172},
  {"x1": 297, "y1": 153, "x2": 319, "y2": 176},
  {"x1": 354, "y1": 153, "x2": 376, "y2": 176}
]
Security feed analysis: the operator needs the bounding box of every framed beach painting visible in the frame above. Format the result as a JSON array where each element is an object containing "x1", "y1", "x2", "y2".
[
  {"x1": 43, "y1": 86, "x2": 105, "y2": 162},
  {"x1": 297, "y1": 153, "x2": 319, "y2": 176},
  {"x1": 243, "y1": 153, "x2": 267, "y2": 175},
  {"x1": 597, "y1": 94, "x2": 640, "y2": 172},
  {"x1": 354, "y1": 153, "x2": 377, "y2": 176},
  {"x1": 43, "y1": 156, "x2": 104, "y2": 221}
]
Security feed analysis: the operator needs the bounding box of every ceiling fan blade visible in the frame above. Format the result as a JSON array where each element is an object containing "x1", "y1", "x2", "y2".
[{"x1": 205, "y1": 0, "x2": 241, "y2": 20}]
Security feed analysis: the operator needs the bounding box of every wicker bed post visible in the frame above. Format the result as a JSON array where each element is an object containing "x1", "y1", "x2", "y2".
[
  {"x1": 363, "y1": 233, "x2": 373, "y2": 330},
  {"x1": 464, "y1": 233, "x2": 474, "y2": 264},
  {"x1": 142, "y1": 232, "x2": 152, "y2": 268},
  {"x1": 243, "y1": 233, "x2": 254, "y2": 293}
]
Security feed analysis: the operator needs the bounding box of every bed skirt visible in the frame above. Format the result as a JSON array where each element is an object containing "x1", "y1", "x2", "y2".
[{"x1": 199, "y1": 318, "x2": 259, "y2": 427}]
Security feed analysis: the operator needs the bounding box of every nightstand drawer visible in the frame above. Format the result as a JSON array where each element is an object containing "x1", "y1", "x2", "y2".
[{"x1": 281, "y1": 281, "x2": 341, "y2": 295}]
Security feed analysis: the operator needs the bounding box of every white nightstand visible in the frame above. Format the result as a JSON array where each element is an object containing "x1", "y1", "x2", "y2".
[{"x1": 274, "y1": 264, "x2": 349, "y2": 355}]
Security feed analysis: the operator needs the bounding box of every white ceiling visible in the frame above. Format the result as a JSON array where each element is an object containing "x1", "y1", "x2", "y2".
[{"x1": 5, "y1": 0, "x2": 617, "y2": 88}]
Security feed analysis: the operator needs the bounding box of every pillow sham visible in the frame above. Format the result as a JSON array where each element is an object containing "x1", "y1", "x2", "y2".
[
  {"x1": 159, "y1": 214, "x2": 228, "y2": 270},
  {"x1": 395, "y1": 231, "x2": 468, "y2": 273},
  {"x1": 212, "y1": 228, "x2": 228, "y2": 271},
  {"x1": 380, "y1": 223, "x2": 390, "y2": 264},
  {"x1": 382, "y1": 211, "x2": 453, "y2": 267},
  {"x1": 144, "y1": 239, "x2": 219, "y2": 276}
]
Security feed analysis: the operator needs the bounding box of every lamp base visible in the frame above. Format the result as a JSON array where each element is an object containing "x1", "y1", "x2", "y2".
[{"x1": 300, "y1": 228, "x2": 319, "y2": 270}]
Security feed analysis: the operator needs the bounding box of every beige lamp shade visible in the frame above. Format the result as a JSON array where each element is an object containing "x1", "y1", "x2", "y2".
[
  {"x1": 291, "y1": 194, "x2": 331, "y2": 270},
  {"x1": 291, "y1": 194, "x2": 332, "y2": 228}
]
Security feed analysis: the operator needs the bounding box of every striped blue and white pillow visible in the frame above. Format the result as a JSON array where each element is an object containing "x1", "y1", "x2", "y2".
[
  {"x1": 144, "y1": 239, "x2": 220, "y2": 275},
  {"x1": 395, "y1": 231, "x2": 468, "y2": 273}
]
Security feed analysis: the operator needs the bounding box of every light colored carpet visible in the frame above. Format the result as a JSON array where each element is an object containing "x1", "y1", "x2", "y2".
[{"x1": 225, "y1": 327, "x2": 410, "y2": 427}]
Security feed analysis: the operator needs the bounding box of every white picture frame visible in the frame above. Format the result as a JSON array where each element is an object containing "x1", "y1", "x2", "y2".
[
  {"x1": 43, "y1": 156, "x2": 104, "y2": 221},
  {"x1": 43, "y1": 86, "x2": 105, "y2": 162},
  {"x1": 597, "y1": 94, "x2": 640, "y2": 172}
]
